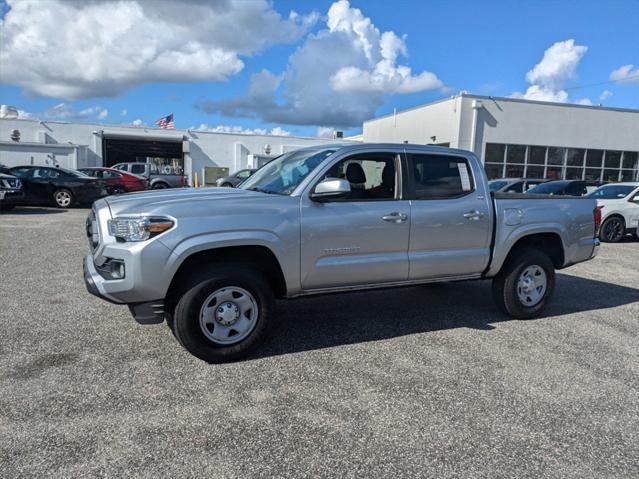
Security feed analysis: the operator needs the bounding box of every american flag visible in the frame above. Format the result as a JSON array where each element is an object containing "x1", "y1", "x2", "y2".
[{"x1": 155, "y1": 113, "x2": 175, "y2": 129}]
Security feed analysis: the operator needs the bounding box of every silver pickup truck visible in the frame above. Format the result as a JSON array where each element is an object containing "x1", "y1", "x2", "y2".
[
  {"x1": 84, "y1": 144, "x2": 600, "y2": 362},
  {"x1": 112, "y1": 162, "x2": 187, "y2": 189}
]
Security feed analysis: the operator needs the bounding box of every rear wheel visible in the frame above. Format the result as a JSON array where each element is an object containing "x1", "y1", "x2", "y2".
[
  {"x1": 53, "y1": 188, "x2": 74, "y2": 208},
  {"x1": 600, "y1": 216, "x2": 625, "y2": 243},
  {"x1": 492, "y1": 248, "x2": 555, "y2": 319},
  {"x1": 152, "y1": 182, "x2": 169, "y2": 189},
  {"x1": 172, "y1": 266, "x2": 273, "y2": 363},
  {"x1": 222, "y1": 182, "x2": 234, "y2": 188},
  {"x1": 111, "y1": 186, "x2": 126, "y2": 195}
]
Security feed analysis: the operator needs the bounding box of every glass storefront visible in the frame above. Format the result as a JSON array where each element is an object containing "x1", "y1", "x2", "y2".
[{"x1": 483, "y1": 143, "x2": 639, "y2": 182}]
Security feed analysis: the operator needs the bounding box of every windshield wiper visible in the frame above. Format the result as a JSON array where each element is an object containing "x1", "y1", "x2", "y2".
[{"x1": 246, "y1": 186, "x2": 283, "y2": 195}]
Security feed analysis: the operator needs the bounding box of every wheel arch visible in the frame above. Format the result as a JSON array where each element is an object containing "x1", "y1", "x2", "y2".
[
  {"x1": 490, "y1": 232, "x2": 565, "y2": 277},
  {"x1": 165, "y1": 245, "x2": 288, "y2": 311}
]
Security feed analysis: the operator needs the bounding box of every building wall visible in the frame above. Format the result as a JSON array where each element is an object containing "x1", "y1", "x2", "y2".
[
  {"x1": 0, "y1": 119, "x2": 346, "y2": 184},
  {"x1": 362, "y1": 97, "x2": 461, "y2": 146}
]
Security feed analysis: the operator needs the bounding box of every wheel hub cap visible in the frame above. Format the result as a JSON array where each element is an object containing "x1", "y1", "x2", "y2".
[
  {"x1": 516, "y1": 265, "x2": 547, "y2": 307},
  {"x1": 199, "y1": 287, "x2": 258, "y2": 345},
  {"x1": 215, "y1": 302, "x2": 240, "y2": 326}
]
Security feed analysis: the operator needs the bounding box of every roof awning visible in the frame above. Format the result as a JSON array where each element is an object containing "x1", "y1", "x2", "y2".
[{"x1": 100, "y1": 130, "x2": 186, "y2": 142}]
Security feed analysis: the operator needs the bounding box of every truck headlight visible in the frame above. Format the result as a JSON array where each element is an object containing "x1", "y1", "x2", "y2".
[{"x1": 108, "y1": 216, "x2": 174, "y2": 242}]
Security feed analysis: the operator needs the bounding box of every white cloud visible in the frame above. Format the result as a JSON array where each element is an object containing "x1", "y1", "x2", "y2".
[
  {"x1": 576, "y1": 98, "x2": 592, "y2": 106},
  {"x1": 193, "y1": 124, "x2": 291, "y2": 136},
  {"x1": 120, "y1": 109, "x2": 128, "y2": 116},
  {"x1": 511, "y1": 39, "x2": 588, "y2": 104},
  {"x1": 317, "y1": 127, "x2": 336, "y2": 138},
  {"x1": 131, "y1": 119, "x2": 145, "y2": 127},
  {"x1": 198, "y1": 0, "x2": 444, "y2": 127},
  {"x1": 0, "y1": 0, "x2": 317, "y2": 99},
  {"x1": 610, "y1": 64, "x2": 639, "y2": 84},
  {"x1": 599, "y1": 90, "x2": 613, "y2": 101},
  {"x1": 18, "y1": 110, "x2": 33, "y2": 120},
  {"x1": 44, "y1": 103, "x2": 108, "y2": 120}
]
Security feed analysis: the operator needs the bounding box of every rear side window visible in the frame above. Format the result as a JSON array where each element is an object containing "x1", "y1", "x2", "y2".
[{"x1": 410, "y1": 154, "x2": 474, "y2": 199}]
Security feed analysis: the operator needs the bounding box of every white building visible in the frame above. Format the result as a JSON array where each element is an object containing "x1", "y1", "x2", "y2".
[
  {"x1": 0, "y1": 118, "x2": 347, "y2": 185},
  {"x1": 364, "y1": 93, "x2": 639, "y2": 182}
]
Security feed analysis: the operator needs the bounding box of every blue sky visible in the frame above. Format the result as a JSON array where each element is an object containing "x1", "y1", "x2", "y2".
[{"x1": 1, "y1": 0, "x2": 638, "y2": 137}]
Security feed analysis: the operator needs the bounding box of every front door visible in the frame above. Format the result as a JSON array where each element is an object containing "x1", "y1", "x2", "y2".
[
  {"x1": 406, "y1": 151, "x2": 492, "y2": 280},
  {"x1": 300, "y1": 152, "x2": 410, "y2": 290}
]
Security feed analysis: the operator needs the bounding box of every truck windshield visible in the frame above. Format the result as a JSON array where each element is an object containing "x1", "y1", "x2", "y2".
[
  {"x1": 588, "y1": 185, "x2": 636, "y2": 199},
  {"x1": 240, "y1": 148, "x2": 337, "y2": 195}
]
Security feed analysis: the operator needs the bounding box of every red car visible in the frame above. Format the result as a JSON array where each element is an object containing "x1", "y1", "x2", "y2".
[{"x1": 79, "y1": 167, "x2": 149, "y2": 194}]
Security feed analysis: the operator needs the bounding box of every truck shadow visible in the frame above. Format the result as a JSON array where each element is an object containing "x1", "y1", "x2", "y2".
[{"x1": 255, "y1": 274, "x2": 639, "y2": 359}]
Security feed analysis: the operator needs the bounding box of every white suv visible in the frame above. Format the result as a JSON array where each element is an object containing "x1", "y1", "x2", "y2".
[{"x1": 589, "y1": 183, "x2": 639, "y2": 242}]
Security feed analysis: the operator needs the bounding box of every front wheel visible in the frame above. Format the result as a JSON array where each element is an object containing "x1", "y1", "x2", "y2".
[
  {"x1": 152, "y1": 182, "x2": 169, "y2": 190},
  {"x1": 53, "y1": 188, "x2": 74, "y2": 208},
  {"x1": 110, "y1": 186, "x2": 126, "y2": 195},
  {"x1": 172, "y1": 267, "x2": 274, "y2": 363},
  {"x1": 600, "y1": 216, "x2": 625, "y2": 243},
  {"x1": 492, "y1": 248, "x2": 555, "y2": 319}
]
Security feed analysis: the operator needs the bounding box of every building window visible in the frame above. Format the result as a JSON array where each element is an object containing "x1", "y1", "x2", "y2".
[{"x1": 482, "y1": 143, "x2": 638, "y2": 183}]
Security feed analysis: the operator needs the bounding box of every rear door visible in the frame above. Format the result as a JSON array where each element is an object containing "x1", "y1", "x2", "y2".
[
  {"x1": 300, "y1": 150, "x2": 410, "y2": 290},
  {"x1": 405, "y1": 150, "x2": 492, "y2": 280}
]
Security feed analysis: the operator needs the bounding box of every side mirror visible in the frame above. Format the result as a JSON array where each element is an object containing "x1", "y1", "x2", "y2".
[{"x1": 311, "y1": 178, "x2": 351, "y2": 202}]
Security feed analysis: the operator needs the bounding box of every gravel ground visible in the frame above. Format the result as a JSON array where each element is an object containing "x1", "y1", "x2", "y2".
[{"x1": 1, "y1": 207, "x2": 638, "y2": 478}]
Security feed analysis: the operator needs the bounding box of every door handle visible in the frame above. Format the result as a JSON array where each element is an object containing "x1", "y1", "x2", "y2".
[
  {"x1": 382, "y1": 212, "x2": 408, "y2": 223},
  {"x1": 463, "y1": 210, "x2": 484, "y2": 220}
]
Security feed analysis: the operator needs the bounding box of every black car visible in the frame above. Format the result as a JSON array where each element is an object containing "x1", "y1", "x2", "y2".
[
  {"x1": 0, "y1": 171, "x2": 24, "y2": 211},
  {"x1": 8, "y1": 166, "x2": 108, "y2": 208},
  {"x1": 526, "y1": 180, "x2": 601, "y2": 196},
  {"x1": 488, "y1": 177, "x2": 548, "y2": 193},
  {"x1": 215, "y1": 168, "x2": 256, "y2": 188}
]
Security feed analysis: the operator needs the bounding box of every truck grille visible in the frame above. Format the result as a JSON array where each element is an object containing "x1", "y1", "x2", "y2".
[{"x1": 86, "y1": 208, "x2": 100, "y2": 252}]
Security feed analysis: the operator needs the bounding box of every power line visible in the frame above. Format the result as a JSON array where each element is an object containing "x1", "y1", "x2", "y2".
[{"x1": 563, "y1": 73, "x2": 639, "y2": 92}]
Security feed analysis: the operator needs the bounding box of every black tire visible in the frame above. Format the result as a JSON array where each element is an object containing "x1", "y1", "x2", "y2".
[
  {"x1": 111, "y1": 186, "x2": 126, "y2": 195},
  {"x1": 492, "y1": 248, "x2": 555, "y2": 319},
  {"x1": 222, "y1": 182, "x2": 234, "y2": 188},
  {"x1": 599, "y1": 216, "x2": 625, "y2": 243},
  {"x1": 53, "y1": 188, "x2": 74, "y2": 208},
  {"x1": 152, "y1": 182, "x2": 169, "y2": 190},
  {"x1": 172, "y1": 266, "x2": 274, "y2": 363}
]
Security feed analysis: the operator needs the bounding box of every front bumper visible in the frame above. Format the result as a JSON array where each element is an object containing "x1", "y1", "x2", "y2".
[
  {"x1": 83, "y1": 255, "x2": 165, "y2": 324},
  {"x1": 0, "y1": 190, "x2": 24, "y2": 204}
]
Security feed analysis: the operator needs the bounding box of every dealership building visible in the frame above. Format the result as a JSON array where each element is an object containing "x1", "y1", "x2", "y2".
[
  {"x1": 0, "y1": 117, "x2": 347, "y2": 184},
  {"x1": 364, "y1": 93, "x2": 639, "y2": 182},
  {"x1": 1, "y1": 92, "x2": 638, "y2": 184}
]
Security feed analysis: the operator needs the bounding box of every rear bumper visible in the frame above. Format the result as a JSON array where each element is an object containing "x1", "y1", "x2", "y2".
[{"x1": 590, "y1": 238, "x2": 600, "y2": 259}]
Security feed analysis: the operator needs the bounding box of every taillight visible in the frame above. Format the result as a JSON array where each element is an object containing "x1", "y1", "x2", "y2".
[
  {"x1": 180, "y1": 176, "x2": 186, "y2": 186},
  {"x1": 593, "y1": 206, "x2": 603, "y2": 236}
]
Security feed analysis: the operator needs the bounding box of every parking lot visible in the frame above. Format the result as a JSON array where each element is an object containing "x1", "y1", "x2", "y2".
[{"x1": 0, "y1": 207, "x2": 637, "y2": 478}]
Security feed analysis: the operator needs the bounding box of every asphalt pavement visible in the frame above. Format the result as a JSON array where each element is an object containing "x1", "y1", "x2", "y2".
[{"x1": 1, "y1": 207, "x2": 638, "y2": 478}]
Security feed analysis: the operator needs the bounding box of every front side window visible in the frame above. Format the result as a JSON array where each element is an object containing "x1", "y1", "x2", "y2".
[
  {"x1": 320, "y1": 154, "x2": 399, "y2": 201},
  {"x1": 240, "y1": 148, "x2": 336, "y2": 195},
  {"x1": 236, "y1": 170, "x2": 252, "y2": 179},
  {"x1": 504, "y1": 181, "x2": 524, "y2": 193},
  {"x1": 410, "y1": 154, "x2": 474, "y2": 199}
]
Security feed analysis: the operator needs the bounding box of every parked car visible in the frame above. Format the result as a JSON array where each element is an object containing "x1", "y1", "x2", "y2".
[
  {"x1": 79, "y1": 167, "x2": 149, "y2": 194},
  {"x1": 215, "y1": 169, "x2": 256, "y2": 188},
  {"x1": 0, "y1": 170, "x2": 23, "y2": 211},
  {"x1": 588, "y1": 182, "x2": 639, "y2": 242},
  {"x1": 526, "y1": 180, "x2": 600, "y2": 196},
  {"x1": 488, "y1": 178, "x2": 548, "y2": 193},
  {"x1": 112, "y1": 163, "x2": 187, "y2": 189},
  {"x1": 8, "y1": 165, "x2": 107, "y2": 208},
  {"x1": 83, "y1": 143, "x2": 599, "y2": 363}
]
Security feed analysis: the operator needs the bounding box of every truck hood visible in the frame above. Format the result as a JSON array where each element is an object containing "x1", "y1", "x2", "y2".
[{"x1": 104, "y1": 187, "x2": 269, "y2": 217}]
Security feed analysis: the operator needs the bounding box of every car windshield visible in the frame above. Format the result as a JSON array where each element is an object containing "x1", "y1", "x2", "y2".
[
  {"x1": 588, "y1": 185, "x2": 636, "y2": 199},
  {"x1": 488, "y1": 180, "x2": 509, "y2": 191},
  {"x1": 240, "y1": 148, "x2": 337, "y2": 195},
  {"x1": 527, "y1": 181, "x2": 569, "y2": 194}
]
